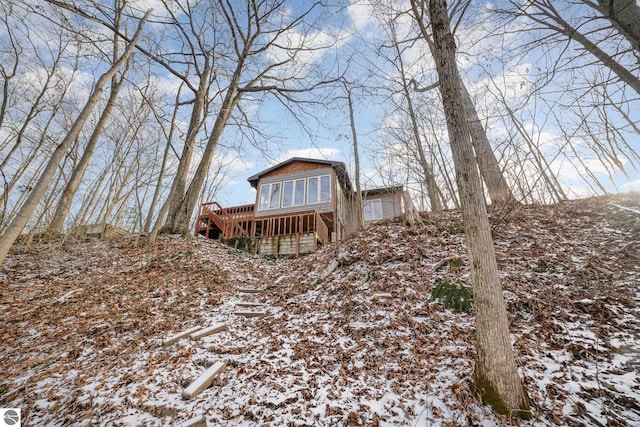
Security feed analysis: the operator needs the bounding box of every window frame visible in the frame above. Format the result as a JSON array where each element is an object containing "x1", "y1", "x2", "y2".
[
  {"x1": 294, "y1": 178, "x2": 306, "y2": 206},
  {"x1": 258, "y1": 183, "x2": 271, "y2": 210},
  {"x1": 364, "y1": 199, "x2": 383, "y2": 221},
  {"x1": 307, "y1": 174, "x2": 331, "y2": 205},
  {"x1": 269, "y1": 182, "x2": 281, "y2": 209},
  {"x1": 258, "y1": 182, "x2": 283, "y2": 211}
]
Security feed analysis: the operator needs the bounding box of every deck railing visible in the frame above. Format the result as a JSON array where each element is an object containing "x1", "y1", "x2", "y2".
[
  {"x1": 251, "y1": 210, "x2": 329, "y2": 244},
  {"x1": 196, "y1": 202, "x2": 330, "y2": 245},
  {"x1": 197, "y1": 202, "x2": 255, "y2": 238}
]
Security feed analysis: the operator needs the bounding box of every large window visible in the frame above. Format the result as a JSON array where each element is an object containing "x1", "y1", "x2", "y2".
[
  {"x1": 269, "y1": 182, "x2": 281, "y2": 209},
  {"x1": 258, "y1": 175, "x2": 329, "y2": 211},
  {"x1": 294, "y1": 179, "x2": 305, "y2": 205},
  {"x1": 259, "y1": 184, "x2": 271, "y2": 210},
  {"x1": 283, "y1": 179, "x2": 306, "y2": 207},
  {"x1": 258, "y1": 183, "x2": 282, "y2": 210},
  {"x1": 307, "y1": 175, "x2": 331, "y2": 204},
  {"x1": 364, "y1": 199, "x2": 383, "y2": 221}
]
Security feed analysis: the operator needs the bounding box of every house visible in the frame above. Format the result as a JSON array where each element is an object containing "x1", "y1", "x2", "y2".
[
  {"x1": 361, "y1": 185, "x2": 406, "y2": 225},
  {"x1": 194, "y1": 158, "x2": 413, "y2": 256}
]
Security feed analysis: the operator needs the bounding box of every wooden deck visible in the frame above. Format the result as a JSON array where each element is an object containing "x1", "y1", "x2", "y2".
[{"x1": 194, "y1": 202, "x2": 330, "y2": 255}]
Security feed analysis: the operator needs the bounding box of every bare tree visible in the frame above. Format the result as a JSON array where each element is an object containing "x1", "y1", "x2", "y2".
[
  {"x1": 164, "y1": 0, "x2": 341, "y2": 234},
  {"x1": 346, "y1": 84, "x2": 365, "y2": 229},
  {"x1": 410, "y1": 0, "x2": 514, "y2": 206},
  {"x1": 427, "y1": 0, "x2": 531, "y2": 418},
  {"x1": 0, "y1": 10, "x2": 150, "y2": 265},
  {"x1": 46, "y1": 0, "x2": 132, "y2": 234},
  {"x1": 498, "y1": 1, "x2": 640, "y2": 95},
  {"x1": 585, "y1": 0, "x2": 640, "y2": 53}
]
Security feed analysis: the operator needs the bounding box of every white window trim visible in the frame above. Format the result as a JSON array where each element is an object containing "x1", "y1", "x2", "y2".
[
  {"x1": 294, "y1": 178, "x2": 306, "y2": 206},
  {"x1": 364, "y1": 199, "x2": 383, "y2": 221},
  {"x1": 282, "y1": 179, "x2": 306, "y2": 207},
  {"x1": 258, "y1": 182, "x2": 283, "y2": 211},
  {"x1": 282, "y1": 180, "x2": 294, "y2": 208},
  {"x1": 307, "y1": 174, "x2": 331, "y2": 205},
  {"x1": 258, "y1": 183, "x2": 271, "y2": 210}
]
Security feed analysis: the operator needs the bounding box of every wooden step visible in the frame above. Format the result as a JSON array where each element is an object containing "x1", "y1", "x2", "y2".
[
  {"x1": 237, "y1": 288, "x2": 262, "y2": 294},
  {"x1": 180, "y1": 414, "x2": 207, "y2": 427},
  {"x1": 190, "y1": 323, "x2": 226, "y2": 340},
  {"x1": 233, "y1": 311, "x2": 266, "y2": 318},
  {"x1": 162, "y1": 326, "x2": 204, "y2": 347},
  {"x1": 182, "y1": 361, "x2": 226, "y2": 400},
  {"x1": 235, "y1": 302, "x2": 264, "y2": 308}
]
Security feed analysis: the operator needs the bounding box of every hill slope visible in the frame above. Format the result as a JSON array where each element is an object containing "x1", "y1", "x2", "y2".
[{"x1": 1, "y1": 193, "x2": 639, "y2": 426}]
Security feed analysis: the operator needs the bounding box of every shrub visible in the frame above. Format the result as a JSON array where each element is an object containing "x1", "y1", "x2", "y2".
[
  {"x1": 447, "y1": 221, "x2": 464, "y2": 235},
  {"x1": 431, "y1": 278, "x2": 474, "y2": 313}
]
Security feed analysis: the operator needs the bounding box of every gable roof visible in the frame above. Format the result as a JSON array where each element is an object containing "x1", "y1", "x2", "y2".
[
  {"x1": 361, "y1": 185, "x2": 404, "y2": 196},
  {"x1": 247, "y1": 157, "x2": 353, "y2": 193}
]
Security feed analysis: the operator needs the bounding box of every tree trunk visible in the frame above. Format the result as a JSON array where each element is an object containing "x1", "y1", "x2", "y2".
[
  {"x1": 165, "y1": 54, "x2": 243, "y2": 235},
  {"x1": 428, "y1": 0, "x2": 531, "y2": 418},
  {"x1": 47, "y1": 6, "x2": 129, "y2": 234},
  {"x1": 163, "y1": 58, "x2": 213, "y2": 231},
  {"x1": 460, "y1": 82, "x2": 513, "y2": 206},
  {"x1": 409, "y1": 0, "x2": 512, "y2": 207},
  {"x1": 144, "y1": 84, "x2": 184, "y2": 232},
  {"x1": 595, "y1": 0, "x2": 640, "y2": 52},
  {"x1": 168, "y1": 85, "x2": 239, "y2": 234},
  {"x1": 0, "y1": 10, "x2": 150, "y2": 265},
  {"x1": 47, "y1": 75, "x2": 126, "y2": 233},
  {"x1": 391, "y1": 28, "x2": 443, "y2": 211},
  {"x1": 347, "y1": 88, "x2": 365, "y2": 229}
]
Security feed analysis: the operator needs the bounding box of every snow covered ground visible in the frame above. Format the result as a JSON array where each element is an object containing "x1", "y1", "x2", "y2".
[{"x1": 1, "y1": 192, "x2": 639, "y2": 426}]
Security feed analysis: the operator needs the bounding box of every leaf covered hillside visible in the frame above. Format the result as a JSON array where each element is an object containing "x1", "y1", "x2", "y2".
[{"x1": 1, "y1": 193, "x2": 639, "y2": 426}]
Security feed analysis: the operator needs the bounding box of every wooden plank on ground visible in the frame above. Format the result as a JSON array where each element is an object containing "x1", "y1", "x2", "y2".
[
  {"x1": 190, "y1": 323, "x2": 226, "y2": 340},
  {"x1": 237, "y1": 288, "x2": 261, "y2": 294},
  {"x1": 180, "y1": 414, "x2": 207, "y2": 427},
  {"x1": 182, "y1": 361, "x2": 226, "y2": 400},
  {"x1": 235, "y1": 303, "x2": 263, "y2": 309},
  {"x1": 233, "y1": 311, "x2": 266, "y2": 318},
  {"x1": 162, "y1": 326, "x2": 205, "y2": 347}
]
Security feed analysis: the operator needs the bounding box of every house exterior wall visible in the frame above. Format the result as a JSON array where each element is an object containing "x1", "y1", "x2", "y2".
[
  {"x1": 254, "y1": 165, "x2": 336, "y2": 218},
  {"x1": 257, "y1": 233, "x2": 316, "y2": 256},
  {"x1": 333, "y1": 169, "x2": 351, "y2": 241},
  {"x1": 363, "y1": 190, "x2": 404, "y2": 224},
  {"x1": 260, "y1": 161, "x2": 329, "y2": 178}
]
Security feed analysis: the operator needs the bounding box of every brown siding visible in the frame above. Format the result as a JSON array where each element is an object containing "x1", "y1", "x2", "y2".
[{"x1": 261, "y1": 161, "x2": 329, "y2": 179}]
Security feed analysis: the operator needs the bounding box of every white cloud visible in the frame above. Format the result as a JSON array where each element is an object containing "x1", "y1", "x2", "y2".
[
  {"x1": 621, "y1": 178, "x2": 640, "y2": 192},
  {"x1": 272, "y1": 147, "x2": 342, "y2": 164},
  {"x1": 347, "y1": 0, "x2": 376, "y2": 31},
  {"x1": 265, "y1": 27, "x2": 352, "y2": 77}
]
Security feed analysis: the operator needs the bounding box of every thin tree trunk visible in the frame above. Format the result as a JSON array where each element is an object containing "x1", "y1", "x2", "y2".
[
  {"x1": 347, "y1": 88, "x2": 365, "y2": 229},
  {"x1": 504, "y1": 105, "x2": 568, "y2": 202},
  {"x1": 460, "y1": 83, "x2": 513, "y2": 205},
  {"x1": 0, "y1": 10, "x2": 150, "y2": 265},
  {"x1": 428, "y1": 0, "x2": 531, "y2": 418},
  {"x1": 410, "y1": 0, "x2": 513, "y2": 206},
  {"x1": 144, "y1": 84, "x2": 184, "y2": 232},
  {"x1": 47, "y1": 5, "x2": 129, "y2": 234},
  {"x1": 164, "y1": 58, "x2": 212, "y2": 229},
  {"x1": 47, "y1": 74, "x2": 127, "y2": 233},
  {"x1": 391, "y1": 28, "x2": 443, "y2": 211}
]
